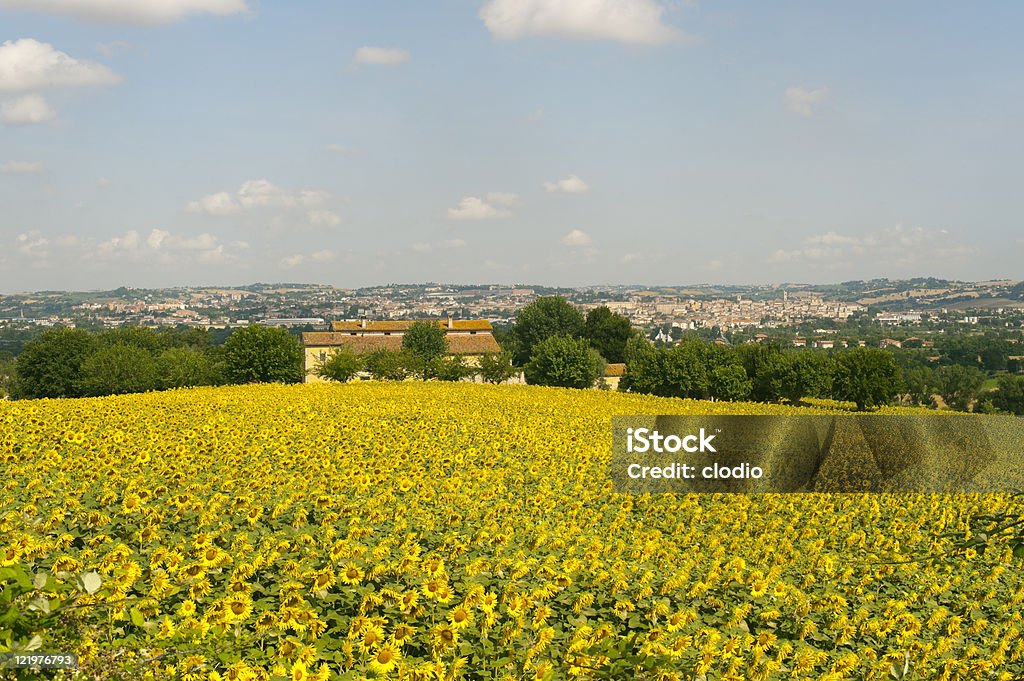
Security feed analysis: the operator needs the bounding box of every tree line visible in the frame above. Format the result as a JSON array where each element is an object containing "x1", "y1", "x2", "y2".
[
  {"x1": 2, "y1": 297, "x2": 1022, "y2": 414},
  {"x1": 494, "y1": 296, "x2": 1024, "y2": 413},
  {"x1": 3, "y1": 325, "x2": 303, "y2": 400}
]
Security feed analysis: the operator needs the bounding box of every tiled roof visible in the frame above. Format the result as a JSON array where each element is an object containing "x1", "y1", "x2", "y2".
[
  {"x1": 303, "y1": 332, "x2": 501, "y2": 355},
  {"x1": 604, "y1": 363, "x2": 626, "y2": 377},
  {"x1": 330, "y1": 319, "x2": 493, "y2": 332}
]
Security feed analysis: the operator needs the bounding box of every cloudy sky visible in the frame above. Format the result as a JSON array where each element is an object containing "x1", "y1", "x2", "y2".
[{"x1": 1, "y1": 1, "x2": 1022, "y2": 292}]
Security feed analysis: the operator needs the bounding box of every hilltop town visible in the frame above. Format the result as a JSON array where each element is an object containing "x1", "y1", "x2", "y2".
[{"x1": 1, "y1": 279, "x2": 1022, "y2": 337}]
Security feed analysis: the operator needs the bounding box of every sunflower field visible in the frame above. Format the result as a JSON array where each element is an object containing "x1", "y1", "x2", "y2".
[{"x1": 1, "y1": 382, "x2": 1022, "y2": 680}]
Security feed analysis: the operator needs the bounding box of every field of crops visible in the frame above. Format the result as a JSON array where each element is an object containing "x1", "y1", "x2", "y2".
[{"x1": 1, "y1": 382, "x2": 1022, "y2": 680}]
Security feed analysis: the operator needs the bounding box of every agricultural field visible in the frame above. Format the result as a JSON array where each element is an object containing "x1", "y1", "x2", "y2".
[{"x1": 1, "y1": 383, "x2": 1022, "y2": 680}]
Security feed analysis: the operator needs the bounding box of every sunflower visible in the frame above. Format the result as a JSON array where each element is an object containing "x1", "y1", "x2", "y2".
[
  {"x1": 254, "y1": 611, "x2": 278, "y2": 634},
  {"x1": 369, "y1": 644, "x2": 401, "y2": 675},
  {"x1": 223, "y1": 594, "x2": 252, "y2": 623},
  {"x1": 400, "y1": 590, "x2": 420, "y2": 612},
  {"x1": 339, "y1": 563, "x2": 363, "y2": 585},
  {"x1": 391, "y1": 623, "x2": 416, "y2": 647},
  {"x1": 311, "y1": 568, "x2": 335, "y2": 593},
  {"x1": 359, "y1": 624, "x2": 386, "y2": 652},
  {"x1": 431, "y1": 623, "x2": 458, "y2": 653},
  {"x1": 450, "y1": 605, "x2": 473, "y2": 630}
]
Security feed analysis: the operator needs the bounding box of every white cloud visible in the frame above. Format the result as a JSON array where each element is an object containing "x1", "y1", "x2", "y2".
[
  {"x1": 0, "y1": 0, "x2": 249, "y2": 26},
  {"x1": 297, "y1": 188, "x2": 330, "y2": 206},
  {"x1": 96, "y1": 228, "x2": 232, "y2": 264},
  {"x1": 2, "y1": 160, "x2": 44, "y2": 174},
  {"x1": 96, "y1": 176, "x2": 112, "y2": 187},
  {"x1": 7, "y1": 228, "x2": 239, "y2": 270},
  {"x1": 413, "y1": 238, "x2": 467, "y2": 253},
  {"x1": 562, "y1": 229, "x2": 593, "y2": 247},
  {"x1": 307, "y1": 209, "x2": 341, "y2": 227},
  {"x1": 768, "y1": 224, "x2": 976, "y2": 269},
  {"x1": 353, "y1": 47, "x2": 410, "y2": 65},
  {"x1": 186, "y1": 191, "x2": 239, "y2": 216},
  {"x1": 186, "y1": 180, "x2": 334, "y2": 219},
  {"x1": 480, "y1": 0, "x2": 689, "y2": 45},
  {"x1": 784, "y1": 86, "x2": 829, "y2": 117},
  {"x1": 310, "y1": 250, "x2": 335, "y2": 263},
  {"x1": 0, "y1": 39, "x2": 120, "y2": 92},
  {"x1": 528, "y1": 108, "x2": 544, "y2": 122},
  {"x1": 279, "y1": 254, "x2": 305, "y2": 269},
  {"x1": 237, "y1": 179, "x2": 294, "y2": 209},
  {"x1": 1, "y1": 94, "x2": 57, "y2": 125},
  {"x1": 15, "y1": 231, "x2": 50, "y2": 258},
  {"x1": 323, "y1": 143, "x2": 350, "y2": 154},
  {"x1": 544, "y1": 174, "x2": 589, "y2": 194},
  {"x1": 447, "y1": 193, "x2": 518, "y2": 220}
]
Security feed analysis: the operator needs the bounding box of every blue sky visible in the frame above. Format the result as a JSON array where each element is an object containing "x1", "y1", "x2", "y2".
[{"x1": 1, "y1": 1, "x2": 1022, "y2": 292}]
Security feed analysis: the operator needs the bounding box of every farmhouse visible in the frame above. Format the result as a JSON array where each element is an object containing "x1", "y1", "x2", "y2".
[
  {"x1": 302, "y1": 317, "x2": 501, "y2": 383},
  {"x1": 602, "y1": 363, "x2": 626, "y2": 391}
]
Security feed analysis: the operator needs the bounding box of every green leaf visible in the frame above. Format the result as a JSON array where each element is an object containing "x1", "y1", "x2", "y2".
[{"x1": 78, "y1": 571, "x2": 102, "y2": 595}]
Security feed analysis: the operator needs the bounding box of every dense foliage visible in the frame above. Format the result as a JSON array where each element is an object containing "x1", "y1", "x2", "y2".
[
  {"x1": 523, "y1": 335, "x2": 605, "y2": 389},
  {"x1": 223, "y1": 325, "x2": 304, "y2": 385}
]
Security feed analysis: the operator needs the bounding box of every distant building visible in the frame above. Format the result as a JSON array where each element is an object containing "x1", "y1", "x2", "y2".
[
  {"x1": 601, "y1": 363, "x2": 626, "y2": 391},
  {"x1": 260, "y1": 318, "x2": 326, "y2": 327},
  {"x1": 302, "y1": 317, "x2": 501, "y2": 383}
]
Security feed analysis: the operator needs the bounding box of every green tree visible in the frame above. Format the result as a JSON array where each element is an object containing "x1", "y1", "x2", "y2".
[
  {"x1": 223, "y1": 325, "x2": 304, "y2": 384},
  {"x1": 761, "y1": 352, "x2": 829, "y2": 405},
  {"x1": 732, "y1": 342, "x2": 784, "y2": 402},
  {"x1": 506, "y1": 297, "x2": 585, "y2": 366},
  {"x1": 663, "y1": 337, "x2": 712, "y2": 399},
  {"x1": 156, "y1": 347, "x2": 216, "y2": 389},
  {"x1": 314, "y1": 348, "x2": 363, "y2": 383},
  {"x1": 524, "y1": 335, "x2": 604, "y2": 389},
  {"x1": 830, "y1": 347, "x2": 902, "y2": 411},
  {"x1": 97, "y1": 326, "x2": 164, "y2": 354},
  {"x1": 364, "y1": 349, "x2": 411, "y2": 381},
  {"x1": 0, "y1": 352, "x2": 15, "y2": 399},
  {"x1": 78, "y1": 344, "x2": 158, "y2": 396},
  {"x1": 432, "y1": 354, "x2": 473, "y2": 382},
  {"x1": 584, "y1": 306, "x2": 635, "y2": 364},
  {"x1": 477, "y1": 352, "x2": 515, "y2": 384},
  {"x1": 709, "y1": 363, "x2": 752, "y2": 401},
  {"x1": 202, "y1": 345, "x2": 230, "y2": 386},
  {"x1": 619, "y1": 336, "x2": 672, "y2": 396},
  {"x1": 402, "y1": 321, "x2": 448, "y2": 378},
  {"x1": 990, "y1": 374, "x2": 1024, "y2": 415},
  {"x1": 13, "y1": 328, "x2": 97, "y2": 399},
  {"x1": 933, "y1": 364, "x2": 987, "y2": 411},
  {"x1": 902, "y1": 365, "x2": 936, "y2": 407}
]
